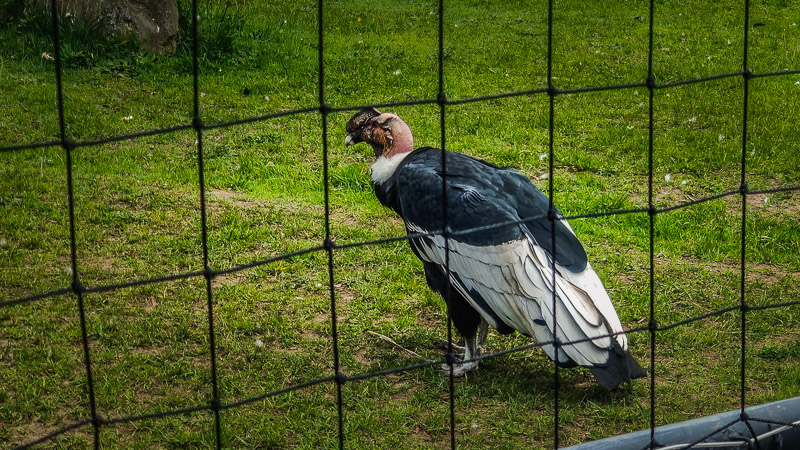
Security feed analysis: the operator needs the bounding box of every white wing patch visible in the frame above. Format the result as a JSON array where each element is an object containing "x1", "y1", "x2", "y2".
[{"x1": 407, "y1": 222, "x2": 628, "y2": 368}]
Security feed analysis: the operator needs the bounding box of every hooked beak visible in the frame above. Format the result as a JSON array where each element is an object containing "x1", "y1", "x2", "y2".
[{"x1": 345, "y1": 132, "x2": 360, "y2": 147}]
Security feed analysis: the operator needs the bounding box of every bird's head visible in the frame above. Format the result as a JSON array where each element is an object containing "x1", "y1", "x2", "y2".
[{"x1": 345, "y1": 107, "x2": 414, "y2": 159}]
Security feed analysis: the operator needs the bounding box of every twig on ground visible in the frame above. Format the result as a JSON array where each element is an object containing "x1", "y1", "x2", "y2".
[{"x1": 366, "y1": 330, "x2": 425, "y2": 360}]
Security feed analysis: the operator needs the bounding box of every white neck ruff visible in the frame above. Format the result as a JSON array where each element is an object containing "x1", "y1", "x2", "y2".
[{"x1": 370, "y1": 152, "x2": 412, "y2": 185}]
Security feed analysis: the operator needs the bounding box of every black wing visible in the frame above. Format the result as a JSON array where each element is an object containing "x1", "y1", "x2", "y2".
[{"x1": 394, "y1": 149, "x2": 631, "y2": 371}]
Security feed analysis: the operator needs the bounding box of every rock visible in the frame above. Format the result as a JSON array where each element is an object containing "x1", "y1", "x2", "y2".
[{"x1": 34, "y1": 0, "x2": 179, "y2": 54}]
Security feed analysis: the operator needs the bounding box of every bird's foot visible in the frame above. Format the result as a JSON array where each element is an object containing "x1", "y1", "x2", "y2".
[
  {"x1": 433, "y1": 339, "x2": 466, "y2": 358},
  {"x1": 440, "y1": 358, "x2": 479, "y2": 377}
]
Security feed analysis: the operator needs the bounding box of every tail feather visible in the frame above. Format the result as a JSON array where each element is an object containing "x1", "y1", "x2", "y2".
[{"x1": 588, "y1": 340, "x2": 646, "y2": 390}]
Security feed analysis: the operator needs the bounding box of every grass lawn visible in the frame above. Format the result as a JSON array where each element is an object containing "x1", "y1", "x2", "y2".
[{"x1": 1, "y1": 0, "x2": 799, "y2": 448}]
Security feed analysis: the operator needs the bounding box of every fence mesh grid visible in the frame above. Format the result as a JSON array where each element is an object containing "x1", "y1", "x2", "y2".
[{"x1": 2, "y1": 0, "x2": 800, "y2": 448}]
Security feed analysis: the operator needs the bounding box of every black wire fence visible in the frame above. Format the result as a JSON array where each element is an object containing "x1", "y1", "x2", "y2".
[{"x1": 2, "y1": 0, "x2": 800, "y2": 448}]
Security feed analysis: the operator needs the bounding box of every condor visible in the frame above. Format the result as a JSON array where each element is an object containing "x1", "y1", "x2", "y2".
[{"x1": 345, "y1": 107, "x2": 645, "y2": 390}]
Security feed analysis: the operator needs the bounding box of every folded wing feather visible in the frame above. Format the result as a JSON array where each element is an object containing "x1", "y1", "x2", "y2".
[{"x1": 408, "y1": 222, "x2": 626, "y2": 369}]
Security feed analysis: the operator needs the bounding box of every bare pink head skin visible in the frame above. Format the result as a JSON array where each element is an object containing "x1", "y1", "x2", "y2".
[{"x1": 344, "y1": 107, "x2": 414, "y2": 158}]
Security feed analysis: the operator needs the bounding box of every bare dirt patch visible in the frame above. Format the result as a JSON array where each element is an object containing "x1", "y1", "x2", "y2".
[
  {"x1": 334, "y1": 283, "x2": 355, "y2": 306},
  {"x1": 628, "y1": 182, "x2": 704, "y2": 209},
  {"x1": 747, "y1": 263, "x2": 800, "y2": 287},
  {"x1": 755, "y1": 330, "x2": 800, "y2": 348},
  {"x1": 86, "y1": 256, "x2": 117, "y2": 272},
  {"x1": 208, "y1": 189, "x2": 239, "y2": 201},
  {"x1": 652, "y1": 254, "x2": 799, "y2": 288},
  {"x1": 385, "y1": 373, "x2": 417, "y2": 404},
  {"x1": 312, "y1": 312, "x2": 330, "y2": 324},
  {"x1": 211, "y1": 271, "x2": 250, "y2": 288},
  {"x1": 626, "y1": 176, "x2": 800, "y2": 218},
  {"x1": 9, "y1": 408, "x2": 92, "y2": 446},
  {"x1": 298, "y1": 325, "x2": 326, "y2": 341},
  {"x1": 710, "y1": 184, "x2": 800, "y2": 218},
  {"x1": 208, "y1": 188, "x2": 317, "y2": 214},
  {"x1": 352, "y1": 348, "x2": 371, "y2": 366},
  {"x1": 414, "y1": 312, "x2": 444, "y2": 332},
  {"x1": 208, "y1": 188, "x2": 264, "y2": 210},
  {"x1": 131, "y1": 346, "x2": 166, "y2": 357}
]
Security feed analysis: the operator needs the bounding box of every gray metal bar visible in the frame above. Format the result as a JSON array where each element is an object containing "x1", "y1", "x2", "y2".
[{"x1": 564, "y1": 396, "x2": 800, "y2": 450}]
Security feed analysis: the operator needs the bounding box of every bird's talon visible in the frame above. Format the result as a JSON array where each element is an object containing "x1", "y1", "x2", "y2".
[
  {"x1": 433, "y1": 339, "x2": 466, "y2": 357},
  {"x1": 440, "y1": 359, "x2": 479, "y2": 377}
]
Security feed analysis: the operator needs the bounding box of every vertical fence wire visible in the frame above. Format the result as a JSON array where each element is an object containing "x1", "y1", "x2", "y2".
[
  {"x1": 739, "y1": 0, "x2": 752, "y2": 420},
  {"x1": 190, "y1": 0, "x2": 223, "y2": 447},
  {"x1": 316, "y1": 0, "x2": 346, "y2": 448},
  {"x1": 435, "y1": 0, "x2": 458, "y2": 448},
  {"x1": 4, "y1": 1, "x2": 800, "y2": 449},
  {"x1": 545, "y1": 0, "x2": 561, "y2": 447},
  {"x1": 646, "y1": 0, "x2": 657, "y2": 447},
  {"x1": 49, "y1": 0, "x2": 100, "y2": 447}
]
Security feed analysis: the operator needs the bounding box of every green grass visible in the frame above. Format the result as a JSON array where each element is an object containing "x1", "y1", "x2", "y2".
[{"x1": 1, "y1": 0, "x2": 799, "y2": 448}]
